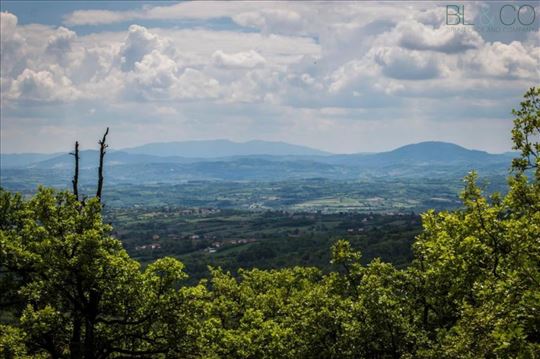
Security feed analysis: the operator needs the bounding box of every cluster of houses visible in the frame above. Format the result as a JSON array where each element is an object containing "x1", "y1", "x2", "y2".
[
  {"x1": 134, "y1": 231, "x2": 258, "y2": 253},
  {"x1": 178, "y1": 208, "x2": 221, "y2": 216},
  {"x1": 134, "y1": 243, "x2": 161, "y2": 251},
  {"x1": 204, "y1": 238, "x2": 258, "y2": 253}
]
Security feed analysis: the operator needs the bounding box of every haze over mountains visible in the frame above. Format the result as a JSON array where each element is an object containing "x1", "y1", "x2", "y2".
[
  {"x1": 2, "y1": 139, "x2": 509, "y2": 166},
  {"x1": 123, "y1": 140, "x2": 330, "y2": 157},
  {"x1": 1, "y1": 140, "x2": 325, "y2": 169},
  {"x1": 1, "y1": 140, "x2": 514, "y2": 188}
]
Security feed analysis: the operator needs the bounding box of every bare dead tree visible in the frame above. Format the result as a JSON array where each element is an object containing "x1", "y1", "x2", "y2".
[
  {"x1": 96, "y1": 128, "x2": 109, "y2": 201},
  {"x1": 70, "y1": 141, "x2": 80, "y2": 200}
]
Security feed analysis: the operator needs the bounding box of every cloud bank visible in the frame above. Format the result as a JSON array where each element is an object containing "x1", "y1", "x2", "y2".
[{"x1": 1, "y1": 2, "x2": 538, "y2": 153}]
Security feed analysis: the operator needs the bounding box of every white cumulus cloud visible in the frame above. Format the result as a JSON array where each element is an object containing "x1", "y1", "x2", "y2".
[
  {"x1": 7, "y1": 68, "x2": 80, "y2": 102},
  {"x1": 396, "y1": 20, "x2": 483, "y2": 53},
  {"x1": 119, "y1": 25, "x2": 174, "y2": 71},
  {"x1": 212, "y1": 50, "x2": 266, "y2": 69}
]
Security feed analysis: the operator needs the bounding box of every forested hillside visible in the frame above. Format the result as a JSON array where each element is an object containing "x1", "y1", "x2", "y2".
[{"x1": 1, "y1": 88, "x2": 539, "y2": 358}]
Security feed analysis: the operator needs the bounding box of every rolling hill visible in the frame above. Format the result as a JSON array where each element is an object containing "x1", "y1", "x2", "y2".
[
  {"x1": 0, "y1": 153, "x2": 62, "y2": 168},
  {"x1": 325, "y1": 141, "x2": 512, "y2": 167},
  {"x1": 0, "y1": 141, "x2": 514, "y2": 186},
  {"x1": 122, "y1": 139, "x2": 330, "y2": 157}
]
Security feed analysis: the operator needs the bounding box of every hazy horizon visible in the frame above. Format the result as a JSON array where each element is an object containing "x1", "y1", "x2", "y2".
[{"x1": 0, "y1": 138, "x2": 516, "y2": 156}]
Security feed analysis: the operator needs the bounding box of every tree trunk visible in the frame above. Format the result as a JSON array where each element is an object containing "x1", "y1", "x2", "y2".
[
  {"x1": 84, "y1": 289, "x2": 100, "y2": 359},
  {"x1": 70, "y1": 314, "x2": 82, "y2": 358},
  {"x1": 70, "y1": 141, "x2": 80, "y2": 200},
  {"x1": 96, "y1": 128, "x2": 109, "y2": 202}
]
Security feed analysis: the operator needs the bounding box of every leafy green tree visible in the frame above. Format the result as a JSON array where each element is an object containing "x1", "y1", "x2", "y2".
[
  {"x1": 411, "y1": 87, "x2": 540, "y2": 357},
  {"x1": 511, "y1": 87, "x2": 540, "y2": 175},
  {"x1": 0, "y1": 188, "x2": 205, "y2": 358}
]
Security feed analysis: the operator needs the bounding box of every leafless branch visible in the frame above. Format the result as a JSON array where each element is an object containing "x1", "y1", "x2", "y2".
[
  {"x1": 70, "y1": 141, "x2": 80, "y2": 200},
  {"x1": 96, "y1": 128, "x2": 109, "y2": 201}
]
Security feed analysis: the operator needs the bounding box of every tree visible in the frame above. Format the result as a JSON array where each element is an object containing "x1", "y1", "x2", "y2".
[
  {"x1": 0, "y1": 129, "x2": 207, "y2": 358},
  {"x1": 511, "y1": 87, "x2": 540, "y2": 175},
  {"x1": 411, "y1": 87, "x2": 540, "y2": 356},
  {"x1": 0, "y1": 189, "x2": 206, "y2": 358}
]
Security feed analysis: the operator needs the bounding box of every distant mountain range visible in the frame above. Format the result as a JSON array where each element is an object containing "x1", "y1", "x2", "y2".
[
  {"x1": 0, "y1": 153, "x2": 62, "y2": 168},
  {"x1": 122, "y1": 139, "x2": 330, "y2": 158},
  {"x1": 324, "y1": 141, "x2": 512, "y2": 167},
  {"x1": 1, "y1": 141, "x2": 514, "y2": 188}
]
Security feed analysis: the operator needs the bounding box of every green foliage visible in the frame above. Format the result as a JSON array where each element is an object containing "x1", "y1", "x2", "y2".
[
  {"x1": 412, "y1": 170, "x2": 540, "y2": 357},
  {"x1": 0, "y1": 324, "x2": 37, "y2": 358},
  {"x1": 511, "y1": 87, "x2": 540, "y2": 177},
  {"x1": 0, "y1": 188, "x2": 198, "y2": 357},
  {"x1": 410, "y1": 88, "x2": 540, "y2": 357},
  {"x1": 1, "y1": 88, "x2": 539, "y2": 357}
]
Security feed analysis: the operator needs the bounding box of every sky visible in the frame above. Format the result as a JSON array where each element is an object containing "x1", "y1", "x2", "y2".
[{"x1": 0, "y1": 1, "x2": 538, "y2": 154}]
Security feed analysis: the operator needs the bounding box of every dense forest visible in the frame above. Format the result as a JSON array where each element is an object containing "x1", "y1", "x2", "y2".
[{"x1": 1, "y1": 88, "x2": 539, "y2": 358}]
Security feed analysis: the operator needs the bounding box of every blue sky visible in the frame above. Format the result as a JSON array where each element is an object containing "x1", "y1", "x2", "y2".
[{"x1": 1, "y1": 1, "x2": 538, "y2": 153}]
